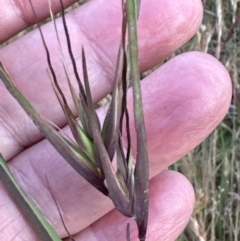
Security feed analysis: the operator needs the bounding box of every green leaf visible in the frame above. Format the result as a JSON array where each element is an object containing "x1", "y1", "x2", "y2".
[
  {"x1": 75, "y1": 122, "x2": 96, "y2": 163},
  {"x1": 61, "y1": 136, "x2": 99, "y2": 175}
]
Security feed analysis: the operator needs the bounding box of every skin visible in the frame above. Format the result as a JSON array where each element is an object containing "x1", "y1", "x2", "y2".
[{"x1": 0, "y1": 0, "x2": 232, "y2": 240}]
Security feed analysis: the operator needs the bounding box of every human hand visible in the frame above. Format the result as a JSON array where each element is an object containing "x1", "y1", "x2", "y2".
[{"x1": 0, "y1": 0, "x2": 231, "y2": 240}]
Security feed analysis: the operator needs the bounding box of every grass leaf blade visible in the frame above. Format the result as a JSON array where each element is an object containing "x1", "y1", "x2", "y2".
[
  {"x1": 102, "y1": 44, "x2": 124, "y2": 161},
  {"x1": 126, "y1": 0, "x2": 149, "y2": 240},
  {"x1": 59, "y1": 0, "x2": 86, "y2": 103},
  {"x1": 134, "y1": 0, "x2": 141, "y2": 19},
  {"x1": 92, "y1": 129, "x2": 133, "y2": 217}
]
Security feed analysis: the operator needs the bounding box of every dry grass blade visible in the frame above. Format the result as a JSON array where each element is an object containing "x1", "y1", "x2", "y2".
[
  {"x1": 59, "y1": 0, "x2": 86, "y2": 103},
  {"x1": 81, "y1": 47, "x2": 101, "y2": 134},
  {"x1": 119, "y1": 1, "x2": 131, "y2": 164},
  {"x1": 48, "y1": 0, "x2": 97, "y2": 167},
  {"x1": 80, "y1": 48, "x2": 106, "y2": 176},
  {"x1": 225, "y1": 7, "x2": 240, "y2": 42},
  {"x1": 116, "y1": 2, "x2": 133, "y2": 192},
  {"x1": 126, "y1": 222, "x2": 131, "y2": 241},
  {"x1": 116, "y1": 143, "x2": 128, "y2": 183},
  {"x1": 126, "y1": 0, "x2": 149, "y2": 240},
  {"x1": 81, "y1": 48, "x2": 133, "y2": 215},
  {"x1": 58, "y1": 0, "x2": 94, "y2": 140},
  {"x1": 92, "y1": 127, "x2": 133, "y2": 217},
  {"x1": 102, "y1": 44, "x2": 124, "y2": 161}
]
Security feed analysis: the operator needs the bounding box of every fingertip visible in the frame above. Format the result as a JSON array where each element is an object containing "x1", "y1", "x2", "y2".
[
  {"x1": 168, "y1": 51, "x2": 232, "y2": 117},
  {"x1": 137, "y1": 51, "x2": 232, "y2": 174},
  {"x1": 148, "y1": 170, "x2": 195, "y2": 241}
]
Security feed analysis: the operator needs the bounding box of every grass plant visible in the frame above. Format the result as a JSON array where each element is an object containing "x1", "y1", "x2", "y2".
[{"x1": 0, "y1": 0, "x2": 240, "y2": 240}]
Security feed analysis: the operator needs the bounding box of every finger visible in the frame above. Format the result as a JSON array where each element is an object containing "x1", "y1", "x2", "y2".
[
  {"x1": 71, "y1": 171, "x2": 195, "y2": 241},
  {"x1": 0, "y1": 0, "x2": 79, "y2": 43},
  {"x1": 0, "y1": 51, "x2": 231, "y2": 238},
  {"x1": 127, "y1": 52, "x2": 232, "y2": 177},
  {"x1": 0, "y1": 0, "x2": 203, "y2": 159}
]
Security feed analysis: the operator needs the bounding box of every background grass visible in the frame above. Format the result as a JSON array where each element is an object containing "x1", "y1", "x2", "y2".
[
  {"x1": 173, "y1": 0, "x2": 240, "y2": 240},
  {"x1": 1, "y1": 0, "x2": 239, "y2": 240}
]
